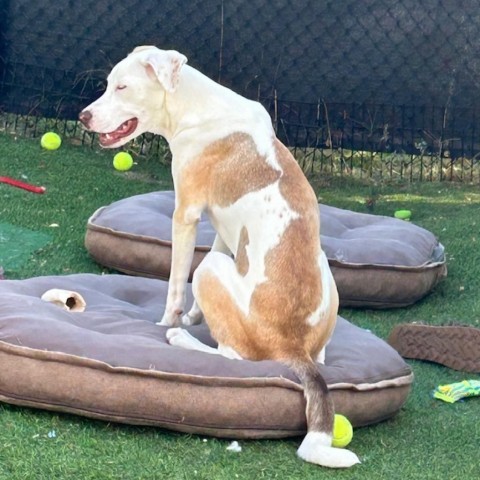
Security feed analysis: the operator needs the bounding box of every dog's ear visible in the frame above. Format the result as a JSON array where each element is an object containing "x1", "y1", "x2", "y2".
[{"x1": 142, "y1": 50, "x2": 188, "y2": 93}]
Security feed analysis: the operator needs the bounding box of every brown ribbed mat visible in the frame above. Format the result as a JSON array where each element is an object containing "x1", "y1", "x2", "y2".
[{"x1": 388, "y1": 324, "x2": 480, "y2": 373}]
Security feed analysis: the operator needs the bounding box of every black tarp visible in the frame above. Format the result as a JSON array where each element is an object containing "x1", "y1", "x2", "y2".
[{"x1": 1, "y1": 0, "x2": 479, "y2": 156}]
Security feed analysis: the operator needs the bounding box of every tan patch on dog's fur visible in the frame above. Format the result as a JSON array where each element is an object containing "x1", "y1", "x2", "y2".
[
  {"x1": 177, "y1": 133, "x2": 281, "y2": 211},
  {"x1": 196, "y1": 270, "x2": 299, "y2": 361}
]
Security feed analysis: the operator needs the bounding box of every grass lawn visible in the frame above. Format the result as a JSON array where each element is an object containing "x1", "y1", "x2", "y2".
[{"x1": 0, "y1": 132, "x2": 479, "y2": 479}]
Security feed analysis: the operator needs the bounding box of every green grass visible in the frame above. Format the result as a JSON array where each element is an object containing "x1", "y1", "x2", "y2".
[{"x1": 0, "y1": 133, "x2": 479, "y2": 479}]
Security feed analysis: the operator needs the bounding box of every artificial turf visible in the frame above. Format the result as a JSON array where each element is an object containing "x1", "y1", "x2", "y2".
[{"x1": 0, "y1": 132, "x2": 479, "y2": 479}]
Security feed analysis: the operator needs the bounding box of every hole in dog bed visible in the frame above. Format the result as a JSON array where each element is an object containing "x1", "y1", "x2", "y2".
[
  {"x1": 85, "y1": 191, "x2": 447, "y2": 308},
  {"x1": 0, "y1": 274, "x2": 413, "y2": 438}
]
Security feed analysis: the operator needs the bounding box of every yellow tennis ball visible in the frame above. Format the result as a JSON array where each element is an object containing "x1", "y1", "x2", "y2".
[
  {"x1": 113, "y1": 152, "x2": 133, "y2": 171},
  {"x1": 41, "y1": 132, "x2": 62, "y2": 150},
  {"x1": 332, "y1": 414, "x2": 353, "y2": 448}
]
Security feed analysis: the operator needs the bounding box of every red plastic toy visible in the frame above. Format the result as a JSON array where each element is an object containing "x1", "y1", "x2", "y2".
[{"x1": 0, "y1": 176, "x2": 46, "y2": 194}]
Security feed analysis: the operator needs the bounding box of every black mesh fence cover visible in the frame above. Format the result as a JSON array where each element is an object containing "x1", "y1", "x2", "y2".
[{"x1": 1, "y1": 0, "x2": 480, "y2": 180}]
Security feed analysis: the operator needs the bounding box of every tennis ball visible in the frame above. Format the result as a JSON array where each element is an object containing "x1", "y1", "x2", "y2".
[
  {"x1": 41, "y1": 132, "x2": 62, "y2": 150},
  {"x1": 113, "y1": 152, "x2": 133, "y2": 171},
  {"x1": 332, "y1": 414, "x2": 353, "y2": 448},
  {"x1": 394, "y1": 209, "x2": 412, "y2": 221}
]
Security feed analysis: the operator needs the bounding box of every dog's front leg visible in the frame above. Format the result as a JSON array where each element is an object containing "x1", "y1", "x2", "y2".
[
  {"x1": 158, "y1": 206, "x2": 200, "y2": 327},
  {"x1": 182, "y1": 234, "x2": 231, "y2": 326}
]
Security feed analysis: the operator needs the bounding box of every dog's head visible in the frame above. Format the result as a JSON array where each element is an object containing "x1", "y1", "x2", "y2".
[{"x1": 79, "y1": 46, "x2": 187, "y2": 148}]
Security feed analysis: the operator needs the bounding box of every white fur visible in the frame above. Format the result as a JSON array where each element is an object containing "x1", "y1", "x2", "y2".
[
  {"x1": 210, "y1": 181, "x2": 299, "y2": 315},
  {"x1": 191, "y1": 251, "x2": 246, "y2": 315},
  {"x1": 306, "y1": 251, "x2": 335, "y2": 327},
  {"x1": 82, "y1": 47, "x2": 277, "y2": 162},
  {"x1": 166, "y1": 328, "x2": 242, "y2": 360},
  {"x1": 167, "y1": 67, "x2": 280, "y2": 171},
  {"x1": 166, "y1": 328, "x2": 216, "y2": 354},
  {"x1": 297, "y1": 432, "x2": 361, "y2": 469},
  {"x1": 218, "y1": 344, "x2": 243, "y2": 360},
  {"x1": 316, "y1": 347, "x2": 326, "y2": 365},
  {"x1": 182, "y1": 234, "x2": 232, "y2": 326}
]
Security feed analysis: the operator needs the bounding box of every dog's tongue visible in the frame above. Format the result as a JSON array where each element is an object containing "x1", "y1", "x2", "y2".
[{"x1": 99, "y1": 118, "x2": 138, "y2": 146}]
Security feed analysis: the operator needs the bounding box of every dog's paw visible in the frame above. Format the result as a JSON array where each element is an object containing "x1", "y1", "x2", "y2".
[
  {"x1": 166, "y1": 328, "x2": 199, "y2": 350},
  {"x1": 165, "y1": 327, "x2": 182, "y2": 342},
  {"x1": 181, "y1": 312, "x2": 203, "y2": 326},
  {"x1": 181, "y1": 301, "x2": 204, "y2": 326}
]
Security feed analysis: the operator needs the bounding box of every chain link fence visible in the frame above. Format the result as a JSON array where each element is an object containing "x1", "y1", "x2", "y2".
[{"x1": 1, "y1": 0, "x2": 480, "y2": 181}]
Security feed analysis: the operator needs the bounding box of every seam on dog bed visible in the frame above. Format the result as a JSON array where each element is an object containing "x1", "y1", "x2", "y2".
[
  {"x1": 0, "y1": 340, "x2": 413, "y2": 392},
  {"x1": 329, "y1": 373, "x2": 414, "y2": 391},
  {"x1": 87, "y1": 208, "x2": 212, "y2": 250}
]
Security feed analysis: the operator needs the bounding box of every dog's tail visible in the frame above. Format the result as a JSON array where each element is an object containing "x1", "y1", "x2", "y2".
[{"x1": 289, "y1": 359, "x2": 361, "y2": 468}]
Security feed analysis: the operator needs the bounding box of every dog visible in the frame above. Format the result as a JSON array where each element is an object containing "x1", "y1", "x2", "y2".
[{"x1": 79, "y1": 46, "x2": 360, "y2": 468}]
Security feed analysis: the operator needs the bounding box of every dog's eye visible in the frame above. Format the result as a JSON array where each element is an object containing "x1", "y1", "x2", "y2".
[{"x1": 116, "y1": 85, "x2": 127, "y2": 91}]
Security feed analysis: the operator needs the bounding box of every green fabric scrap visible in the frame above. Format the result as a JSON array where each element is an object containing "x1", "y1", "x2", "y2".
[{"x1": 433, "y1": 380, "x2": 480, "y2": 403}]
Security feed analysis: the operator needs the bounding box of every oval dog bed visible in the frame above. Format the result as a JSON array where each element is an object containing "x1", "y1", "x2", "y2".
[
  {"x1": 85, "y1": 191, "x2": 447, "y2": 308},
  {"x1": 0, "y1": 274, "x2": 412, "y2": 438}
]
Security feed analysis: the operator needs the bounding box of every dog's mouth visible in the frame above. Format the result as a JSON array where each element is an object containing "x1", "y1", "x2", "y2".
[{"x1": 99, "y1": 118, "x2": 138, "y2": 147}]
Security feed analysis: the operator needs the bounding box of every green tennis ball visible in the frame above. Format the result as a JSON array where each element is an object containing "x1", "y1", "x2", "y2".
[
  {"x1": 113, "y1": 152, "x2": 133, "y2": 171},
  {"x1": 394, "y1": 209, "x2": 412, "y2": 221},
  {"x1": 332, "y1": 414, "x2": 353, "y2": 448},
  {"x1": 41, "y1": 132, "x2": 62, "y2": 150}
]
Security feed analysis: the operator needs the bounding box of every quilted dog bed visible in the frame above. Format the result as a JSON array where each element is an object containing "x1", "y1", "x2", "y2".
[
  {"x1": 0, "y1": 274, "x2": 412, "y2": 438},
  {"x1": 85, "y1": 191, "x2": 447, "y2": 308}
]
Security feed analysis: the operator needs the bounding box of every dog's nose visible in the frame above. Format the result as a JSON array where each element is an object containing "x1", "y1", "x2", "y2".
[{"x1": 78, "y1": 110, "x2": 92, "y2": 128}]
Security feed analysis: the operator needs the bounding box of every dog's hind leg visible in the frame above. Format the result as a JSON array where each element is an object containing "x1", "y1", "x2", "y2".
[
  {"x1": 168, "y1": 250, "x2": 255, "y2": 360},
  {"x1": 166, "y1": 328, "x2": 242, "y2": 359},
  {"x1": 182, "y1": 234, "x2": 232, "y2": 326},
  {"x1": 167, "y1": 248, "x2": 246, "y2": 358}
]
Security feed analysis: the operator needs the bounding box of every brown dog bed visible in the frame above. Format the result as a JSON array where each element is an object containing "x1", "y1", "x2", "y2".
[
  {"x1": 0, "y1": 274, "x2": 412, "y2": 438},
  {"x1": 85, "y1": 191, "x2": 446, "y2": 308}
]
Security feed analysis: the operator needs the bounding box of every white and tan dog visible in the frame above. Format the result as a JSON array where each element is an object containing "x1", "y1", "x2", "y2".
[{"x1": 79, "y1": 46, "x2": 360, "y2": 468}]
